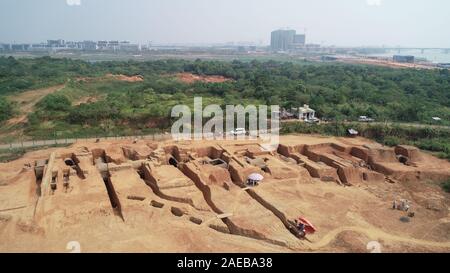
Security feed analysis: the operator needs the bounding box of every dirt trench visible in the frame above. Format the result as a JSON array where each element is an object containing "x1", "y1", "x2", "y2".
[
  {"x1": 92, "y1": 150, "x2": 124, "y2": 221},
  {"x1": 103, "y1": 174, "x2": 124, "y2": 221},
  {"x1": 179, "y1": 162, "x2": 288, "y2": 247},
  {"x1": 138, "y1": 165, "x2": 198, "y2": 209}
]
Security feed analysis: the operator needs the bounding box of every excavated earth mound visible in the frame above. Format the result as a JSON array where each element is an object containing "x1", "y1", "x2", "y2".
[{"x1": 0, "y1": 135, "x2": 449, "y2": 253}]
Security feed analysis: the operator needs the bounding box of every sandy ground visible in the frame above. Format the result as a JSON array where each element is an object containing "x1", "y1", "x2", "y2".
[
  {"x1": 175, "y1": 72, "x2": 233, "y2": 84},
  {"x1": 0, "y1": 135, "x2": 449, "y2": 253},
  {"x1": 104, "y1": 74, "x2": 144, "y2": 82},
  {"x1": 335, "y1": 57, "x2": 436, "y2": 70}
]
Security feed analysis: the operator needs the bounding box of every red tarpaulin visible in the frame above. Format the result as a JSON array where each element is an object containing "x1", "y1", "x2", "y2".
[{"x1": 298, "y1": 217, "x2": 317, "y2": 234}]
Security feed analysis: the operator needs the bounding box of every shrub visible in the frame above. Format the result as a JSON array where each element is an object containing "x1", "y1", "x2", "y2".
[
  {"x1": 38, "y1": 94, "x2": 71, "y2": 112},
  {"x1": 0, "y1": 97, "x2": 13, "y2": 123},
  {"x1": 442, "y1": 180, "x2": 450, "y2": 193},
  {"x1": 383, "y1": 136, "x2": 401, "y2": 147}
]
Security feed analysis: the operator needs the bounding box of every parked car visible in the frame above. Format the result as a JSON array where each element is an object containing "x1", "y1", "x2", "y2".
[
  {"x1": 358, "y1": 116, "x2": 375, "y2": 122},
  {"x1": 230, "y1": 128, "x2": 246, "y2": 136}
]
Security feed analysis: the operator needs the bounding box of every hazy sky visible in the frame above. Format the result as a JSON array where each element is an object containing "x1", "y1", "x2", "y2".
[{"x1": 1, "y1": 0, "x2": 449, "y2": 47}]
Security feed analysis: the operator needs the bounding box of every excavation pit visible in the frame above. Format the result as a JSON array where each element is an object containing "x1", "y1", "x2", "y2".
[
  {"x1": 171, "y1": 207, "x2": 184, "y2": 217},
  {"x1": 189, "y1": 216, "x2": 203, "y2": 225},
  {"x1": 127, "y1": 195, "x2": 146, "y2": 201},
  {"x1": 150, "y1": 200, "x2": 164, "y2": 208},
  {"x1": 2, "y1": 136, "x2": 450, "y2": 253}
]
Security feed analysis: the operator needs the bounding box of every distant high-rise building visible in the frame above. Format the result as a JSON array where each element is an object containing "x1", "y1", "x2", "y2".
[
  {"x1": 30, "y1": 43, "x2": 49, "y2": 51},
  {"x1": 97, "y1": 40, "x2": 108, "y2": 50},
  {"x1": 271, "y1": 29, "x2": 295, "y2": 51},
  {"x1": 82, "y1": 40, "x2": 97, "y2": 51},
  {"x1": 47, "y1": 39, "x2": 65, "y2": 48},
  {"x1": 294, "y1": 34, "x2": 306, "y2": 46},
  {"x1": 270, "y1": 29, "x2": 305, "y2": 51},
  {"x1": 119, "y1": 41, "x2": 140, "y2": 51},
  {"x1": 108, "y1": 40, "x2": 120, "y2": 50},
  {"x1": 0, "y1": 43, "x2": 11, "y2": 51},
  {"x1": 11, "y1": 44, "x2": 30, "y2": 51}
]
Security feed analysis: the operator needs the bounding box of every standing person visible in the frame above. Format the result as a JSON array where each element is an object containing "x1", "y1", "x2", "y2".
[
  {"x1": 298, "y1": 223, "x2": 305, "y2": 233},
  {"x1": 405, "y1": 201, "x2": 410, "y2": 212},
  {"x1": 294, "y1": 219, "x2": 305, "y2": 233}
]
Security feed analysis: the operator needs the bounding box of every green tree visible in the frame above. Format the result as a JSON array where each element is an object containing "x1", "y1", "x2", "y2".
[
  {"x1": 38, "y1": 94, "x2": 71, "y2": 112},
  {"x1": 0, "y1": 97, "x2": 13, "y2": 123}
]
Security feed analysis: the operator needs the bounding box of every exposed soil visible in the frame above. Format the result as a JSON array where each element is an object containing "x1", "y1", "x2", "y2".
[
  {"x1": 5, "y1": 85, "x2": 65, "y2": 126},
  {"x1": 333, "y1": 57, "x2": 436, "y2": 70},
  {"x1": 75, "y1": 74, "x2": 144, "y2": 83},
  {"x1": 104, "y1": 74, "x2": 144, "y2": 82},
  {"x1": 175, "y1": 72, "x2": 233, "y2": 84},
  {"x1": 0, "y1": 135, "x2": 449, "y2": 253}
]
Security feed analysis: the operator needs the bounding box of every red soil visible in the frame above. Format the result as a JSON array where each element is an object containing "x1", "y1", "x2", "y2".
[{"x1": 175, "y1": 73, "x2": 232, "y2": 84}]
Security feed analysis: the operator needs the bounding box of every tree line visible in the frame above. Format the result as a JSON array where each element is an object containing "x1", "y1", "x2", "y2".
[{"x1": 1, "y1": 56, "x2": 449, "y2": 127}]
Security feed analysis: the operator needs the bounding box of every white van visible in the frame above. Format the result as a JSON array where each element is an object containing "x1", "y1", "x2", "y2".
[
  {"x1": 230, "y1": 128, "x2": 246, "y2": 136},
  {"x1": 358, "y1": 116, "x2": 374, "y2": 122}
]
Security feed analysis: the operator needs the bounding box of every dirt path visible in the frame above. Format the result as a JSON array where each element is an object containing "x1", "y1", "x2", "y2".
[
  {"x1": 6, "y1": 84, "x2": 65, "y2": 126},
  {"x1": 307, "y1": 225, "x2": 450, "y2": 250},
  {"x1": 175, "y1": 72, "x2": 232, "y2": 84}
]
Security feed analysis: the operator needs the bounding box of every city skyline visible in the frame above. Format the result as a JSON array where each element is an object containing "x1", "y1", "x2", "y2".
[{"x1": 1, "y1": 0, "x2": 450, "y2": 47}]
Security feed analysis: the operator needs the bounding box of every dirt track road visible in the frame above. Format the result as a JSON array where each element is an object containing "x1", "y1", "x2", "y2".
[{"x1": 6, "y1": 84, "x2": 65, "y2": 125}]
